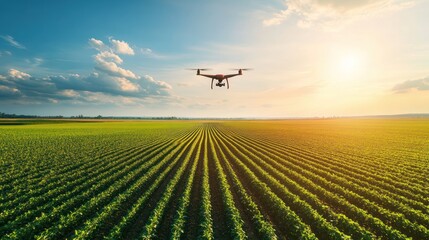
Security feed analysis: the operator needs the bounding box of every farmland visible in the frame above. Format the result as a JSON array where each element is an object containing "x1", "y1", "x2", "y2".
[{"x1": 0, "y1": 119, "x2": 428, "y2": 239}]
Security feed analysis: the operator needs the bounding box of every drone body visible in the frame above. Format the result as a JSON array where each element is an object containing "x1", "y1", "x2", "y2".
[{"x1": 190, "y1": 68, "x2": 251, "y2": 89}]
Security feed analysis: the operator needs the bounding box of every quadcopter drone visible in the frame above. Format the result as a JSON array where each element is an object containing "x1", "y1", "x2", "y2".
[{"x1": 189, "y1": 68, "x2": 251, "y2": 89}]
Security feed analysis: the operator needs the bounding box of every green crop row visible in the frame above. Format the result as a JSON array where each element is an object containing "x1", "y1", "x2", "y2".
[{"x1": 1, "y1": 120, "x2": 427, "y2": 239}]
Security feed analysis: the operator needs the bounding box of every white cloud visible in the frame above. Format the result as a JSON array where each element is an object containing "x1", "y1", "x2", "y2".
[
  {"x1": 95, "y1": 51, "x2": 123, "y2": 64},
  {"x1": 60, "y1": 89, "x2": 80, "y2": 97},
  {"x1": 115, "y1": 77, "x2": 140, "y2": 92},
  {"x1": 144, "y1": 75, "x2": 172, "y2": 90},
  {"x1": 0, "y1": 37, "x2": 174, "y2": 105},
  {"x1": 94, "y1": 55, "x2": 138, "y2": 79},
  {"x1": 0, "y1": 85, "x2": 19, "y2": 93},
  {"x1": 69, "y1": 73, "x2": 80, "y2": 78},
  {"x1": 90, "y1": 38, "x2": 138, "y2": 79},
  {"x1": 89, "y1": 38, "x2": 105, "y2": 50},
  {"x1": 110, "y1": 38, "x2": 135, "y2": 55},
  {"x1": 1, "y1": 35, "x2": 25, "y2": 49},
  {"x1": 263, "y1": 0, "x2": 414, "y2": 30},
  {"x1": 86, "y1": 37, "x2": 172, "y2": 98},
  {"x1": 9, "y1": 69, "x2": 31, "y2": 80}
]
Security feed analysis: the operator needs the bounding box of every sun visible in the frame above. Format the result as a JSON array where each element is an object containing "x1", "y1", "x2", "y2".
[
  {"x1": 338, "y1": 53, "x2": 363, "y2": 76},
  {"x1": 325, "y1": 48, "x2": 367, "y2": 84}
]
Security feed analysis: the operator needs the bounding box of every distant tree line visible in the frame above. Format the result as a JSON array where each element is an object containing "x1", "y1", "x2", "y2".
[
  {"x1": 0, "y1": 112, "x2": 64, "y2": 119},
  {"x1": 0, "y1": 112, "x2": 181, "y2": 120}
]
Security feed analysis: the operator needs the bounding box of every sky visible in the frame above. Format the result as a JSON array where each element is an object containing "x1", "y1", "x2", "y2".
[{"x1": 0, "y1": 0, "x2": 428, "y2": 118}]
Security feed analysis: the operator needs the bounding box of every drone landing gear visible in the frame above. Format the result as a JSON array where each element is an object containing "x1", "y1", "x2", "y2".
[
  {"x1": 226, "y1": 78, "x2": 229, "y2": 89},
  {"x1": 211, "y1": 78, "x2": 214, "y2": 89}
]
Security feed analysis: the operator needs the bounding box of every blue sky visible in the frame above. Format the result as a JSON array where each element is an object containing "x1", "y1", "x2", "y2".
[{"x1": 1, "y1": 0, "x2": 428, "y2": 117}]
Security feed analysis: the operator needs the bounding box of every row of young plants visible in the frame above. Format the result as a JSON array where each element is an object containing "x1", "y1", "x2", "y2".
[
  {"x1": 232, "y1": 128, "x2": 429, "y2": 219},
  {"x1": 224, "y1": 124, "x2": 428, "y2": 203},
  {"x1": 205, "y1": 126, "x2": 317, "y2": 239},
  {"x1": 218, "y1": 124, "x2": 426, "y2": 239},
  {"x1": 0, "y1": 133, "x2": 124, "y2": 183},
  {"x1": 0, "y1": 142, "x2": 141, "y2": 202},
  {"x1": 223, "y1": 124, "x2": 429, "y2": 212},
  {"x1": 291, "y1": 133, "x2": 427, "y2": 190},
  {"x1": 0, "y1": 139, "x2": 171, "y2": 236},
  {"x1": 35, "y1": 128, "x2": 201, "y2": 240},
  {"x1": 209, "y1": 127, "x2": 278, "y2": 240},
  {"x1": 207, "y1": 129, "x2": 247, "y2": 240},
  {"x1": 169, "y1": 129, "x2": 205, "y2": 239},
  {"x1": 0, "y1": 127, "x2": 197, "y2": 237},
  {"x1": 103, "y1": 128, "x2": 203, "y2": 240},
  {"x1": 0, "y1": 140, "x2": 165, "y2": 223},
  {"x1": 137, "y1": 129, "x2": 204, "y2": 239},
  {"x1": 214, "y1": 126, "x2": 373, "y2": 239},
  {"x1": 224, "y1": 127, "x2": 429, "y2": 227},
  {"x1": 0, "y1": 128, "x2": 181, "y2": 198},
  {"x1": 198, "y1": 130, "x2": 215, "y2": 240},
  {"x1": 228, "y1": 136, "x2": 412, "y2": 238},
  {"x1": 0, "y1": 125, "x2": 191, "y2": 187},
  {"x1": 311, "y1": 143, "x2": 427, "y2": 190},
  {"x1": 247, "y1": 129, "x2": 429, "y2": 204},
  {"x1": 211, "y1": 126, "x2": 355, "y2": 239},
  {"x1": 73, "y1": 128, "x2": 202, "y2": 239},
  {"x1": 2, "y1": 128, "x2": 201, "y2": 239}
]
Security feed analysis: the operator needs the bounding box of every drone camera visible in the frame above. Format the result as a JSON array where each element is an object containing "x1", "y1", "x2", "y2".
[{"x1": 216, "y1": 83, "x2": 225, "y2": 87}]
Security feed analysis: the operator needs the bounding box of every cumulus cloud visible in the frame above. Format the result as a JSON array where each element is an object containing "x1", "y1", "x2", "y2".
[
  {"x1": 263, "y1": 0, "x2": 414, "y2": 30},
  {"x1": 90, "y1": 38, "x2": 139, "y2": 79},
  {"x1": 60, "y1": 89, "x2": 80, "y2": 98},
  {"x1": 94, "y1": 52, "x2": 138, "y2": 79},
  {"x1": 95, "y1": 51, "x2": 123, "y2": 64},
  {"x1": 0, "y1": 37, "x2": 172, "y2": 105},
  {"x1": 392, "y1": 77, "x2": 429, "y2": 93},
  {"x1": 0, "y1": 70, "x2": 171, "y2": 104},
  {"x1": 89, "y1": 38, "x2": 105, "y2": 50},
  {"x1": 143, "y1": 75, "x2": 172, "y2": 91},
  {"x1": 1, "y1": 35, "x2": 25, "y2": 49},
  {"x1": 110, "y1": 38, "x2": 135, "y2": 55},
  {"x1": 115, "y1": 77, "x2": 140, "y2": 92},
  {"x1": 9, "y1": 69, "x2": 31, "y2": 80}
]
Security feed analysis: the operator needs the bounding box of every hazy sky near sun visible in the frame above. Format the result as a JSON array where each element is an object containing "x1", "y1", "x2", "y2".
[{"x1": 0, "y1": 0, "x2": 428, "y2": 117}]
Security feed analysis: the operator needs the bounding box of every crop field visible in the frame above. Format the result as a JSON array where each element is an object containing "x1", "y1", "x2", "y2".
[{"x1": 0, "y1": 119, "x2": 428, "y2": 239}]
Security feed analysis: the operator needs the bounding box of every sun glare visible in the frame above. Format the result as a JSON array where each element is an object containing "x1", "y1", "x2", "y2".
[
  {"x1": 325, "y1": 48, "x2": 367, "y2": 84},
  {"x1": 339, "y1": 54, "x2": 361, "y2": 75}
]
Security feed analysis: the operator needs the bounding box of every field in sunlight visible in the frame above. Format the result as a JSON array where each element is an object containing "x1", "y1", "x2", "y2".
[{"x1": 1, "y1": 119, "x2": 428, "y2": 239}]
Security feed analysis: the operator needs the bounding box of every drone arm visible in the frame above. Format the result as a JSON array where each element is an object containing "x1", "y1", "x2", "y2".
[
  {"x1": 199, "y1": 74, "x2": 216, "y2": 78},
  {"x1": 224, "y1": 73, "x2": 240, "y2": 78}
]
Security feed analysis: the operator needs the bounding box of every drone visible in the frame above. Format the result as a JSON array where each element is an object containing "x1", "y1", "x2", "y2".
[{"x1": 189, "y1": 68, "x2": 251, "y2": 89}]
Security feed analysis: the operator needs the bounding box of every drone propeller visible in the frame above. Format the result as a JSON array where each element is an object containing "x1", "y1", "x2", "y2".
[
  {"x1": 187, "y1": 68, "x2": 211, "y2": 71},
  {"x1": 231, "y1": 68, "x2": 252, "y2": 71}
]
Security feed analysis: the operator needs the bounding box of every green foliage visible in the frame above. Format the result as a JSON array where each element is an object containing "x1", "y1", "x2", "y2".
[{"x1": 1, "y1": 119, "x2": 428, "y2": 239}]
